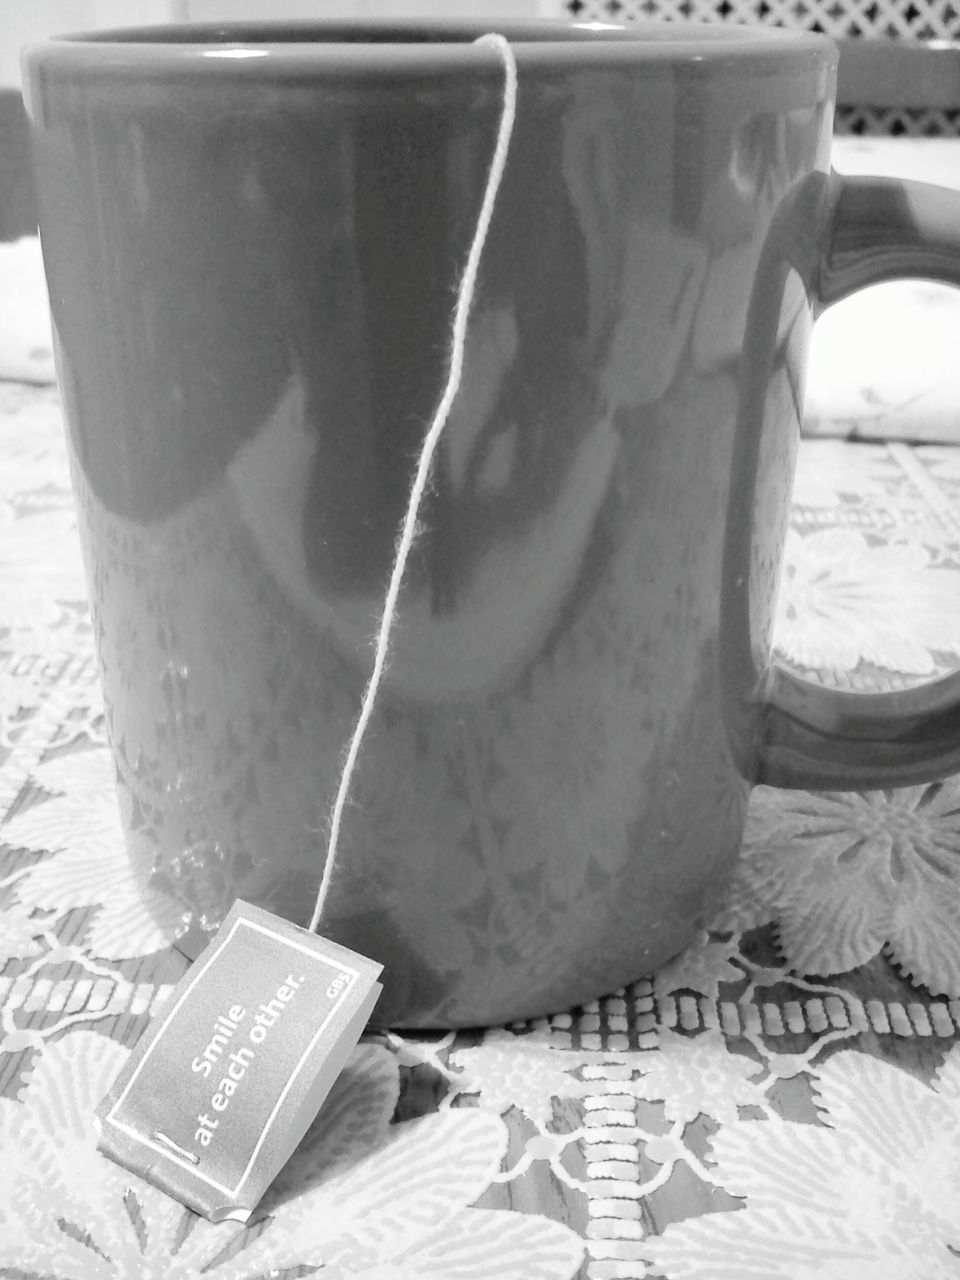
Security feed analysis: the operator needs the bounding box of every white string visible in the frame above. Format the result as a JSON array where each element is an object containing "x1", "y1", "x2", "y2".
[{"x1": 308, "y1": 33, "x2": 517, "y2": 934}]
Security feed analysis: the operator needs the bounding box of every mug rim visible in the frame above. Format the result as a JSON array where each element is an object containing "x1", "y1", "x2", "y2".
[{"x1": 23, "y1": 18, "x2": 835, "y2": 77}]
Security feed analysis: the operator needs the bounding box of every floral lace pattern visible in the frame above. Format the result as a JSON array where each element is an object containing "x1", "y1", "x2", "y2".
[
  {"x1": 3, "y1": 383, "x2": 960, "y2": 1277},
  {"x1": 740, "y1": 780, "x2": 960, "y2": 992},
  {"x1": 0, "y1": 1032, "x2": 584, "y2": 1279},
  {"x1": 644, "y1": 1047, "x2": 960, "y2": 1279}
]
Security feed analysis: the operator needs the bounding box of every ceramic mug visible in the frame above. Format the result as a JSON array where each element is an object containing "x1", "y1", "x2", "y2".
[{"x1": 23, "y1": 21, "x2": 960, "y2": 1027}]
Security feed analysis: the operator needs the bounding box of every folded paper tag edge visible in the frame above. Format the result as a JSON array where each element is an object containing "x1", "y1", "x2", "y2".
[{"x1": 95, "y1": 900, "x2": 383, "y2": 1221}]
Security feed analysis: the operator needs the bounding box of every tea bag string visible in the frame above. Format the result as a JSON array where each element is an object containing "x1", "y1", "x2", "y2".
[{"x1": 308, "y1": 33, "x2": 517, "y2": 935}]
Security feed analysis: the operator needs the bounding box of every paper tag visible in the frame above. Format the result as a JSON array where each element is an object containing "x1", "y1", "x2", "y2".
[{"x1": 97, "y1": 900, "x2": 382, "y2": 1222}]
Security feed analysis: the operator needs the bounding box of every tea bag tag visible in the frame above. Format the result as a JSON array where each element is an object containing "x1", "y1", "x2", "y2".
[{"x1": 96, "y1": 900, "x2": 382, "y2": 1222}]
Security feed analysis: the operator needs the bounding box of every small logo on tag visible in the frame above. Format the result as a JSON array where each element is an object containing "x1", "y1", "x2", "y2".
[{"x1": 97, "y1": 901, "x2": 382, "y2": 1222}]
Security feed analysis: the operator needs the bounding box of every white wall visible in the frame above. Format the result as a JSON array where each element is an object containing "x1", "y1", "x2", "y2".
[
  {"x1": 2, "y1": 0, "x2": 557, "y2": 89},
  {"x1": 183, "y1": 0, "x2": 549, "y2": 16},
  {"x1": 3, "y1": 2, "x2": 182, "y2": 87}
]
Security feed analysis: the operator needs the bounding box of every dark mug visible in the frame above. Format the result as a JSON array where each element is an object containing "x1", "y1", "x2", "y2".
[{"x1": 23, "y1": 21, "x2": 960, "y2": 1026}]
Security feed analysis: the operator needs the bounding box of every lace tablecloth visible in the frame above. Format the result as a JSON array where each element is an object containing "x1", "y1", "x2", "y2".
[{"x1": 3, "y1": 308, "x2": 960, "y2": 1273}]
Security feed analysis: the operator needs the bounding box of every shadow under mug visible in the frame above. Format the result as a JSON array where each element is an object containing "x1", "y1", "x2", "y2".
[{"x1": 22, "y1": 20, "x2": 960, "y2": 1027}]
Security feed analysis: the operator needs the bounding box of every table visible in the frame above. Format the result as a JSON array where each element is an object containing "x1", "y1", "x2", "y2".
[{"x1": 3, "y1": 144, "x2": 960, "y2": 1279}]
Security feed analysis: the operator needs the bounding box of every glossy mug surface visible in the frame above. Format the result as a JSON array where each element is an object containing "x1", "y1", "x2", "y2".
[{"x1": 23, "y1": 22, "x2": 960, "y2": 1026}]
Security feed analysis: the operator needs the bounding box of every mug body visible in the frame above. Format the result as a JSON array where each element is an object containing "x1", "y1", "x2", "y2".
[{"x1": 23, "y1": 22, "x2": 835, "y2": 1025}]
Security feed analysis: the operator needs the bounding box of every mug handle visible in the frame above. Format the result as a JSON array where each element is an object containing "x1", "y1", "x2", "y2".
[{"x1": 759, "y1": 172, "x2": 960, "y2": 790}]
